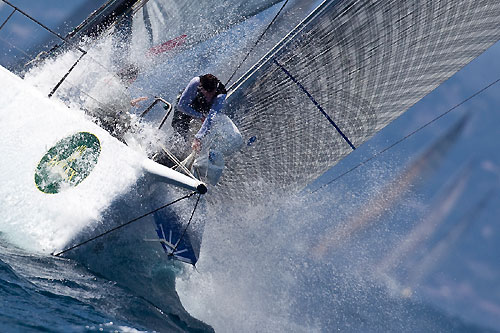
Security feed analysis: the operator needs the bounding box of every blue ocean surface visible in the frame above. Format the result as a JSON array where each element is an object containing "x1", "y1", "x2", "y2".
[
  {"x1": 0, "y1": 241, "x2": 136, "y2": 332},
  {"x1": 0, "y1": 226, "x2": 494, "y2": 333},
  {"x1": 0, "y1": 234, "x2": 211, "y2": 332}
]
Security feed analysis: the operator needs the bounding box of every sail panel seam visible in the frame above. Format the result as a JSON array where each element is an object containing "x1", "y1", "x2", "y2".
[{"x1": 273, "y1": 58, "x2": 356, "y2": 150}]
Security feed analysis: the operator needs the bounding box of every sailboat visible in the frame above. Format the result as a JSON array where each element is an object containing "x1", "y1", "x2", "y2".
[{"x1": 1, "y1": 0, "x2": 500, "y2": 321}]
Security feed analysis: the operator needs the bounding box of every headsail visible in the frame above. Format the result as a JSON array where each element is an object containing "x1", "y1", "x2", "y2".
[
  {"x1": 130, "y1": 0, "x2": 283, "y2": 55},
  {"x1": 217, "y1": 0, "x2": 500, "y2": 201}
]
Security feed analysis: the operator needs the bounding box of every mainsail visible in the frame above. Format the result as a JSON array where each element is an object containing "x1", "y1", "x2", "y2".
[{"x1": 217, "y1": 0, "x2": 500, "y2": 201}]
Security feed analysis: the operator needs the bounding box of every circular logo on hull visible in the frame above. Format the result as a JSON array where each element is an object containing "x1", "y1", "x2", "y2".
[{"x1": 35, "y1": 132, "x2": 101, "y2": 194}]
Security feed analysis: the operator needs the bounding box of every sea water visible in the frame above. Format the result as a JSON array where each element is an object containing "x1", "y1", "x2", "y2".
[
  {"x1": 0, "y1": 192, "x2": 490, "y2": 332},
  {"x1": 0, "y1": 241, "x2": 145, "y2": 332}
]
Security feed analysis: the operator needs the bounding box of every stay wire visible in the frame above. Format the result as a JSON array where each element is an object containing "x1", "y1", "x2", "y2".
[
  {"x1": 172, "y1": 194, "x2": 201, "y2": 254},
  {"x1": 309, "y1": 76, "x2": 500, "y2": 195},
  {"x1": 52, "y1": 191, "x2": 196, "y2": 257},
  {"x1": 11, "y1": 1, "x2": 157, "y2": 102},
  {"x1": 225, "y1": 0, "x2": 290, "y2": 88}
]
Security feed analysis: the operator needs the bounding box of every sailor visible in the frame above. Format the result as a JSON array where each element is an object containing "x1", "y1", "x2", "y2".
[{"x1": 172, "y1": 74, "x2": 227, "y2": 152}]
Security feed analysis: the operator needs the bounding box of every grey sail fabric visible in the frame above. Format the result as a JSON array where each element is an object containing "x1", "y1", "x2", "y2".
[{"x1": 214, "y1": 0, "x2": 500, "y2": 202}]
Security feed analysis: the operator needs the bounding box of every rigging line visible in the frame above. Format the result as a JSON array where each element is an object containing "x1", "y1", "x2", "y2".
[
  {"x1": 273, "y1": 58, "x2": 356, "y2": 150},
  {"x1": 1, "y1": 0, "x2": 86, "y2": 54},
  {"x1": 0, "y1": 34, "x2": 130, "y2": 118},
  {"x1": 309, "y1": 76, "x2": 500, "y2": 195},
  {"x1": 158, "y1": 143, "x2": 197, "y2": 180},
  {"x1": 1, "y1": 3, "x2": 156, "y2": 103},
  {"x1": 45, "y1": 56, "x2": 154, "y2": 108},
  {"x1": 172, "y1": 193, "x2": 201, "y2": 255},
  {"x1": 225, "y1": 0, "x2": 290, "y2": 88},
  {"x1": 60, "y1": 77, "x2": 127, "y2": 116},
  {"x1": 0, "y1": 7, "x2": 15, "y2": 32},
  {"x1": 49, "y1": 52, "x2": 87, "y2": 98},
  {"x1": 1, "y1": 0, "x2": 170, "y2": 105},
  {"x1": 0, "y1": 2, "x2": 161, "y2": 109},
  {"x1": 42, "y1": 46, "x2": 167, "y2": 108},
  {"x1": 52, "y1": 191, "x2": 196, "y2": 257},
  {"x1": 39, "y1": 50, "x2": 163, "y2": 114},
  {"x1": 50, "y1": 63, "x2": 142, "y2": 116}
]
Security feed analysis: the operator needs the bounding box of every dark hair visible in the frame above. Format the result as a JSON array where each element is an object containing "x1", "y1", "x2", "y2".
[{"x1": 199, "y1": 74, "x2": 219, "y2": 92}]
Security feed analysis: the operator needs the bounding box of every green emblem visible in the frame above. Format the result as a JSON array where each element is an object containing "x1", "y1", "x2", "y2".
[{"x1": 35, "y1": 132, "x2": 101, "y2": 194}]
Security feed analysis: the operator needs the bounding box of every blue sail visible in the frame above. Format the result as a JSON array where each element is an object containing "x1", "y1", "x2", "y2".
[{"x1": 153, "y1": 210, "x2": 200, "y2": 265}]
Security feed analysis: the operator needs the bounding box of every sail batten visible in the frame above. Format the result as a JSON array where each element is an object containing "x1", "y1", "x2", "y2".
[{"x1": 216, "y1": 0, "x2": 500, "y2": 201}]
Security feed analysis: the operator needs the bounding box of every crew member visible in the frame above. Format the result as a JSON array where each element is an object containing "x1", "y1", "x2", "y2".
[{"x1": 172, "y1": 74, "x2": 227, "y2": 151}]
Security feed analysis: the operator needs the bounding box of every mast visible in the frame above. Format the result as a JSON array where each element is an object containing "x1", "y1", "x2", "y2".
[{"x1": 65, "y1": 0, "x2": 142, "y2": 43}]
